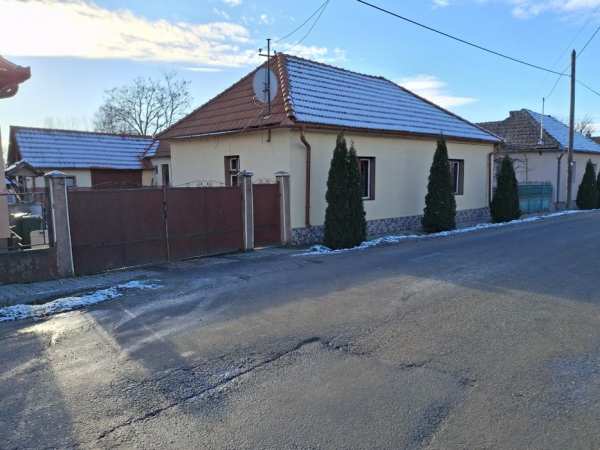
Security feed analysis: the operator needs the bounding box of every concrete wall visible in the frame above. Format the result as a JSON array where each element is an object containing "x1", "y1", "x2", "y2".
[
  {"x1": 0, "y1": 247, "x2": 58, "y2": 285},
  {"x1": 170, "y1": 128, "x2": 495, "y2": 230},
  {"x1": 506, "y1": 151, "x2": 600, "y2": 203}
]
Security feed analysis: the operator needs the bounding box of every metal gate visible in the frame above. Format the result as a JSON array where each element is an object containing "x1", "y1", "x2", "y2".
[
  {"x1": 518, "y1": 182, "x2": 553, "y2": 214},
  {"x1": 68, "y1": 188, "x2": 167, "y2": 275},
  {"x1": 253, "y1": 183, "x2": 281, "y2": 247},
  {"x1": 166, "y1": 187, "x2": 243, "y2": 260}
]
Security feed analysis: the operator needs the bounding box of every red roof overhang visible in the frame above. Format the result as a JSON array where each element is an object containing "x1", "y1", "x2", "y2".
[{"x1": 0, "y1": 56, "x2": 31, "y2": 99}]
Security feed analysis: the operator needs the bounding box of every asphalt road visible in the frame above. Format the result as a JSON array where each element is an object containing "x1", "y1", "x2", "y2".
[{"x1": 2, "y1": 212, "x2": 600, "y2": 449}]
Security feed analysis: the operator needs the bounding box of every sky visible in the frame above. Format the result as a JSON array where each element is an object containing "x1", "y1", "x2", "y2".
[{"x1": 2, "y1": 0, "x2": 600, "y2": 156}]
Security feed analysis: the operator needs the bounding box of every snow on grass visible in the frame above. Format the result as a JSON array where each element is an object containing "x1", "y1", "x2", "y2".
[
  {"x1": 0, "y1": 280, "x2": 162, "y2": 323},
  {"x1": 297, "y1": 210, "x2": 589, "y2": 256}
]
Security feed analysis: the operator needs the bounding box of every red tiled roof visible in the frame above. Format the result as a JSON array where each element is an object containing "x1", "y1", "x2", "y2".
[
  {"x1": 161, "y1": 53, "x2": 498, "y2": 143},
  {"x1": 160, "y1": 54, "x2": 293, "y2": 139},
  {"x1": 0, "y1": 56, "x2": 31, "y2": 99}
]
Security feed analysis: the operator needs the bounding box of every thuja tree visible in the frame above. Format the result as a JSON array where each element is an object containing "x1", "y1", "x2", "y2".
[
  {"x1": 422, "y1": 136, "x2": 456, "y2": 232},
  {"x1": 345, "y1": 144, "x2": 367, "y2": 247},
  {"x1": 323, "y1": 133, "x2": 366, "y2": 249},
  {"x1": 490, "y1": 155, "x2": 521, "y2": 223},
  {"x1": 576, "y1": 159, "x2": 598, "y2": 210}
]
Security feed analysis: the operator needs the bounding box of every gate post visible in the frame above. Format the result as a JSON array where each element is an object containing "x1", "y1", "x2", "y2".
[
  {"x1": 45, "y1": 171, "x2": 75, "y2": 278},
  {"x1": 275, "y1": 171, "x2": 292, "y2": 245},
  {"x1": 240, "y1": 170, "x2": 254, "y2": 251}
]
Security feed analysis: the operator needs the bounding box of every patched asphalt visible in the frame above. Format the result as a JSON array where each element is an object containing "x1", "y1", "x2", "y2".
[{"x1": 1, "y1": 211, "x2": 600, "y2": 449}]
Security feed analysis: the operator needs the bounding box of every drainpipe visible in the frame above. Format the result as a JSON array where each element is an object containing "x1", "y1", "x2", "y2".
[
  {"x1": 556, "y1": 152, "x2": 565, "y2": 206},
  {"x1": 300, "y1": 129, "x2": 311, "y2": 227}
]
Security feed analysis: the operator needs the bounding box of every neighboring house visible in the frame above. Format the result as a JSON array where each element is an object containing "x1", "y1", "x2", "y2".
[
  {"x1": 143, "y1": 140, "x2": 172, "y2": 187},
  {"x1": 160, "y1": 54, "x2": 500, "y2": 244},
  {"x1": 478, "y1": 109, "x2": 600, "y2": 205},
  {"x1": 6, "y1": 127, "x2": 163, "y2": 190}
]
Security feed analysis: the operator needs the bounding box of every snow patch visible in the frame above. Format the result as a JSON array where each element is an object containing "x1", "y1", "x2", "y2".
[
  {"x1": 0, "y1": 280, "x2": 162, "y2": 323},
  {"x1": 296, "y1": 210, "x2": 589, "y2": 256}
]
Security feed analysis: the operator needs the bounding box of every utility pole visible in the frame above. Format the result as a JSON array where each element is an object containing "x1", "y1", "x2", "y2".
[
  {"x1": 258, "y1": 38, "x2": 273, "y2": 116},
  {"x1": 566, "y1": 49, "x2": 576, "y2": 208}
]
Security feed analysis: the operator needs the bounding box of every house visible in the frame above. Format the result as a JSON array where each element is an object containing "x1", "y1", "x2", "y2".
[
  {"x1": 478, "y1": 109, "x2": 600, "y2": 206},
  {"x1": 160, "y1": 54, "x2": 500, "y2": 245},
  {"x1": 6, "y1": 126, "x2": 170, "y2": 190}
]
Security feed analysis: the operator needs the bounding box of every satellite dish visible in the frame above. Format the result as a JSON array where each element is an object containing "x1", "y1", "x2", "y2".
[{"x1": 252, "y1": 67, "x2": 278, "y2": 103}]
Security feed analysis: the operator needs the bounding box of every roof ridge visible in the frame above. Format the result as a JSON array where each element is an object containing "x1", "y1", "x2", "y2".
[{"x1": 10, "y1": 125, "x2": 154, "y2": 140}]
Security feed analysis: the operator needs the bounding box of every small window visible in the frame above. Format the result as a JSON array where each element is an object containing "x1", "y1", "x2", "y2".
[
  {"x1": 65, "y1": 176, "x2": 76, "y2": 188},
  {"x1": 449, "y1": 159, "x2": 464, "y2": 195},
  {"x1": 161, "y1": 164, "x2": 170, "y2": 186},
  {"x1": 225, "y1": 156, "x2": 240, "y2": 186},
  {"x1": 358, "y1": 157, "x2": 376, "y2": 200}
]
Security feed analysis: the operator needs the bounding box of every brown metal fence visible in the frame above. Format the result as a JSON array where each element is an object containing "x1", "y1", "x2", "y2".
[
  {"x1": 68, "y1": 185, "x2": 248, "y2": 275},
  {"x1": 68, "y1": 188, "x2": 167, "y2": 275},
  {"x1": 253, "y1": 183, "x2": 281, "y2": 247},
  {"x1": 165, "y1": 187, "x2": 243, "y2": 260}
]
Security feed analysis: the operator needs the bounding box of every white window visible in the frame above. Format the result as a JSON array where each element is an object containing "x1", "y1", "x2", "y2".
[
  {"x1": 358, "y1": 157, "x2": 375, "y2": 200},
  {"x1": 449, "y1": 159, "x2": 464, "y2": 196},
  {"x1": 225, "y1": 156, "x2": 240, "y2": 186}
]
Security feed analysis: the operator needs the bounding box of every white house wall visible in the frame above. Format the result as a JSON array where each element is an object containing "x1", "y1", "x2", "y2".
[
  {"x1": 293, "y1": 129, "x2": 494, "y2": 228},
  {"x1": 507, "y1": 151, "x2": 600, "y2": 203}
]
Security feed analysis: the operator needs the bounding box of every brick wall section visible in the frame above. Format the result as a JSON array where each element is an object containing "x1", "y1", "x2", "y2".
[
  {"x1": 291, "y1": 207, "x2": 491, "y2": 246},
  {"x1": 0, "y1": 248, "x2": 58, "y2": 285}
]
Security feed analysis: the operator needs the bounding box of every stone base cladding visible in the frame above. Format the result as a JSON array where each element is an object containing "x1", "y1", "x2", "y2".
[{"x1": 291, "y1": 207, "x2": 491, "y2": 246}]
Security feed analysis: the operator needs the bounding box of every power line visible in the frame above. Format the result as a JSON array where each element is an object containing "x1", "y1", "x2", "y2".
[
  {"x1": 287, "y1": 0, "x2": 330, "y2": 51},
  {"x1": 355, "y1": 0, "x2": 564, "y2": 76},
  {"x1": 275, "y1": 0, "x2": 330, "y2": 44},
  {"x1": 545, "y1": 14, "x2": 600, "y2": 100}
]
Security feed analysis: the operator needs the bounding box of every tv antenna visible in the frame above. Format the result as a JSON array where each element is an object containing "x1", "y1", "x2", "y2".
[{"x1": 256, "y1": 38, "x2": 278, "y2": 116}]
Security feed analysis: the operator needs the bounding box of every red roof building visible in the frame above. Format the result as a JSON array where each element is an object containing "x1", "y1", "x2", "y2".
[{"x1": 0, "y1": 56, "x2": 31, "y2": 99}]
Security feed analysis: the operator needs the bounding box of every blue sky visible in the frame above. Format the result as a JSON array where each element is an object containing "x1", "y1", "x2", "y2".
[{"x1": 2, "y1": 0, "x2": 600, "y2": 154}]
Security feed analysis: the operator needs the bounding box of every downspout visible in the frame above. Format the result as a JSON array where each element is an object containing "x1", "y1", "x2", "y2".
[
  {"x1": 300, "y1": 129, "x2": 311, "y2": 227},
  {"x1": 556, "y1": 152, "x2": 565, "y2": 206}
]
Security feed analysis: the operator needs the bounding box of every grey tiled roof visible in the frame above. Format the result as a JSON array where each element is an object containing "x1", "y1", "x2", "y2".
[
  {"x1": 285, "y1": 55, "x2": 499, "y2": 142},
  {"x1": 478, "y1": 109, "x2": 600, "y2": 153},
  {"x1": 9, "y1": 127, "x2": 158, "y2": 170}
]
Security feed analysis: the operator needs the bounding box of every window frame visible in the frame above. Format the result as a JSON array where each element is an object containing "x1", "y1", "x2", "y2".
[
  {"x1": 358, "y1": 157, "x2": 376, "y2": 201},
  {"x1": 161, "y1": 164, "x2": 170, "y2": 187},
  {"x1": 224, "y1": 155, "x2": 240, "y2": 186},
  {"x1": 448, "y1": 159, "x2": 465, "y2": 196},
  {"x1": 64, "y1": 176, "x2": 76, "y2": 188}
]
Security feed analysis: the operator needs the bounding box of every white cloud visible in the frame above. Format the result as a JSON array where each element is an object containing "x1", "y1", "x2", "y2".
[
  {"x1": 213, "y1": 8, "x2": 231, "y2": 20},
  {"x1": 259, "y1": 13, "x2": 273, "y2": 25},
  {"x1": 278, "y1": 45, "x2": 347, "y2": 64},
  {"x1": 509, "y1": 0, "x2": 600, "y2": 18},
  {"x1": 223, "y1": 0, "x2": 242, "y2": 5},
  {"x1": 433, "y1": 0, "x2": 450, "y2": 7},
  {"x1": 0, "y1": 0, "x2": 259, "y2": 67},
  {"x1": 397, "y1": 75, "x2": 477, "y2": 108}
]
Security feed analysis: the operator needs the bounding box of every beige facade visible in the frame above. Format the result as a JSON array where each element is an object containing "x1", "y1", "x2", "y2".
[
  {"x1": 149, "y1": 157, "x2": 172, "y2": 186},
  {"x1": 27, "y1": 168, "x2": 155, "y2": 189},
  {"x1": 170, "y1": 128, "x2": 495, "y2": 230},
  {"x1": 507, "y1": 151, "x2": 600, "y2": 203}
]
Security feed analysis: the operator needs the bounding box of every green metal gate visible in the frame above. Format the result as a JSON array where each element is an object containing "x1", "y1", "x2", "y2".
[{"x1": 518, "y1": 182, "x2": 553, "y2": 214}]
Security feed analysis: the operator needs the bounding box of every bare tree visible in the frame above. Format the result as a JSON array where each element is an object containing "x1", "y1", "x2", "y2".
[
  {"x1": 575, "y1": 115, "x2": 596, "y2": 137},
  {"x1": 94, "y1": 73, "x2": 192, "y2": 136}
]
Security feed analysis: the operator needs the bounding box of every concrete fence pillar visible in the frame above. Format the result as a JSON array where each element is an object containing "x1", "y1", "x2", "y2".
[
  {"x1": 239, "y1": 170, "x2": 254, "y2": 251},
  {"x1": 45, "y1": 171, "x2": 75, "y2": 278},
  {"x1": 0, "y1": 156, "x2": 9, "y2": 253},
  {"x1": 275, "y1": 171, "x2": 292, "y2": 245}
]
